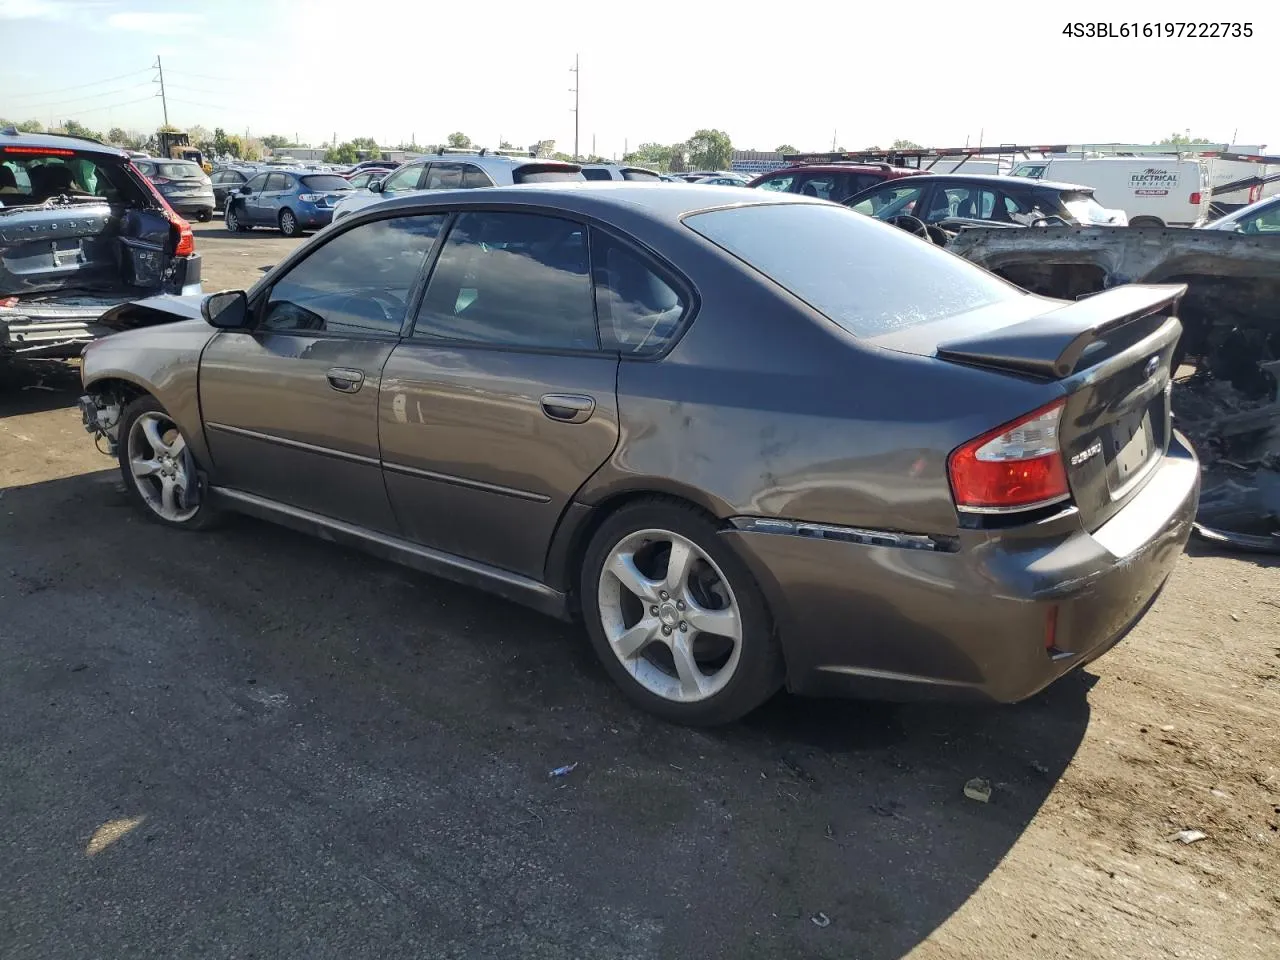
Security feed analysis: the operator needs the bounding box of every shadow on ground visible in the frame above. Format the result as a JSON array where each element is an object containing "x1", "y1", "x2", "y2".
[
  {"x1": 0, "y1": 471, "x2": 1093, "y2": 960},
  {"x1": 0, "y1": 357, "x2": 81, "y2": 415}
]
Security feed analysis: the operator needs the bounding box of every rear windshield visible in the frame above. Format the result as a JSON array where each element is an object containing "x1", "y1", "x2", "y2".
[
  {"x1": 300, "y1": 175, "x2": 352, "y2": 191},
  {"x1": 685, "y1": 202, "x2": 1019, "y2": 337},
  {"x1": 621, "y1": 169, "x2": 662, "y2": 182},
  {"x1": 0, "y1": 150, "x2": 133, "y2": 207},
  {"x1": 157, "y1": 162, "x2": 202, "y2": 179},
  {"x1": 581, "y1": 168, "x2": 613, "y2": 181},
  {"x1": 512, "y1": 164, "x2": 583, "y2": 184}
]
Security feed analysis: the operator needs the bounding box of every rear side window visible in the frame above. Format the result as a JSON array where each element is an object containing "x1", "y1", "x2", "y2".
[
  {"x1": 414, "y1": 211, "x2": 596, "y2": 350},
  {"x1": 592, "y1": 232, "x2": 687, "y2": 356},
  {"x1": 262, "y1": 215, "x2": 446, "y2": 336},
  {"x1": 512, "y1": 164, "x2": 583, "y2": 184},
  {"x1": 460, "y1": 165, "x2": 492, "y2": 188},
  {"x1": 425, "y1": 163, "x2": 463, "y2": 189},
  {"x1": 685, "y1": 203, "x2": 1019, "y2": 337},
  {"x1": 621, "y1": 169, "x2": 661, "y2": 182},
  {"x1": 581, "y1": 168, "x2": 613, "y2": 181}
]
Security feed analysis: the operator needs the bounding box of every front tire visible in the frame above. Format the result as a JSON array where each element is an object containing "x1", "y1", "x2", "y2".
[
  {"x1": 117, "y1": 395, "x2": 220, "y2": 531},
  {"x1": 279, "y1": 208, "x2": 301, "y2": 237},
  {"x1": 580, "y1": 499, "x2": 784, "y2": 725},
  {"x1": 225, "y1": 204, "x2": 248, "y2": 232}
]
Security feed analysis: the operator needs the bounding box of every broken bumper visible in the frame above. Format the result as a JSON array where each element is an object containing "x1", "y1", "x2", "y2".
[
  {"x1": 724, "y1": 434, "x2": 1199, "y2": 703},
  {"x1": 0, "y1": 256, "x2": 202, "y2": 357}
]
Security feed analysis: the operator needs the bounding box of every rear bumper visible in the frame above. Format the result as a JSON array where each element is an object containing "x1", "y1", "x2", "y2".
[
  {"x1": 167, "y1": 194, "x2": 215, "y2": 214},
  {"x1": 0, "y1": 255, "x2": 202, "y2": 357},
  {"x1": 724, "y1": 433, "x2": 1199, "y2": 703},
  {"x1": 296, "y1": 205, "x2": 335, "y2": 227}
]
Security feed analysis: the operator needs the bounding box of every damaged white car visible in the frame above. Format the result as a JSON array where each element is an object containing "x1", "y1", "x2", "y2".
[{"x1": 0, "y1": 127, "x2": 201, "y2": 360}]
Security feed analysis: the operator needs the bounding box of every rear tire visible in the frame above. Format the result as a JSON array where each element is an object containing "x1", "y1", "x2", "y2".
[
  {"x1": 580, "y1": 499, "x2": 784, "y2": 725},
  {"x1": 196, "y1": 208, "x2": 213, "y2": 222},
  {"x1": 117, "y1": 395, "x2": 221, "y2": 531},
  {"x1": 279, "y1": 208, "x2": 301, "y2": 237},
  {"x1": 1129, "y1": 216, "x2": 1165, "y2": 228}
]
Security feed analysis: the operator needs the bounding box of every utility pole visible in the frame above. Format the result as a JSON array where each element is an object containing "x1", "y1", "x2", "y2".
[
  {"x1": 154, "y1": 55, "x2": 169, "y2": 127},
  {"x1": 569, "y1": 54, "x2": 580, "y2": 160},
  {"x1": 592, "y1": 133, "x2": 596, "y2": 158}
]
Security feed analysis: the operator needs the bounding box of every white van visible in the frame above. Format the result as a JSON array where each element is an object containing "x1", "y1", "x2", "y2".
[{"x1": 1010, "y1": 157, "x2": 1211, "y2": 227}]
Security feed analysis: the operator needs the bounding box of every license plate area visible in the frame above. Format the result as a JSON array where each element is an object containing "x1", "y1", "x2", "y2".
[{"x1": 1107, "y1": 409, "x2": 1155, "y2": 497}]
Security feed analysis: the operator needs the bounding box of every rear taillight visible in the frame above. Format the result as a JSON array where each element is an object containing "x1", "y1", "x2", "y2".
[
  {"x1": 1189, "y1": 191, "x2": 1202, "y2": 205},
  {"x1": 130, "y1": 162, "x2": 194, "y2": 257},
  {"x1": 1249, "y1": 185, "x2": 1262, "y2": 203},
  {"x1": 948, "y1": 400, "x2": 1069, "y2": 513}
]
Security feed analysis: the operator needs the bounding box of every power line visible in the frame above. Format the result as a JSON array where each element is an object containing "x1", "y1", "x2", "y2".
[
  {"x1": 5, "y1": 66, "x2": 152, "y2": 101},
  {"x1": 54, "y1": 95, "x2": 159, "y2": 120},
  {"x1": 164, "y1": 82, "x2": 226, "y2": 96},
  {"x1": 162, "y1": 68, "x2": 240, "y2": 83},
  {"x1": 13, "y1": 82, "x2": 153, "y2": 111},
  {"x1": 166, "y1": 97, "x2": 230, "y2": 111}
]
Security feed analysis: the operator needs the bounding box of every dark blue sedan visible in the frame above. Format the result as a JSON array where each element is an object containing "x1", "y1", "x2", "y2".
[{"x1": 223, "y1": 171, "x2": 353, "y2": 236}]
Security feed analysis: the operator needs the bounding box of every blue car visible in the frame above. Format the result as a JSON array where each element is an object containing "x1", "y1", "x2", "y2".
[{"x1": 223, "y1": 170, "x2": 353, "y2": 237}]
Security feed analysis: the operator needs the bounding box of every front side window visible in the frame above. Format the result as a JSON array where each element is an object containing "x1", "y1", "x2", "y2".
[
  {"x1": 244, "y1": 173, "x2": 269, "y2": 192},
  {"x1": 261, "y1": 215, "x2": 446, "y2": 336},
  {"x1": 593, "y1": 233, "x2": 687, "y2": 356},
  {"x1": 847, "y1": 183, "x2": 925, "y2": 219},
  {"x1": 686, "y1": 203, "x2": 1019, "y2": 338},
  {"x1": 755, "y1": 174, "x2": 794, "y2": 192},
  {"x1": 413, "y1": 211, "x2": 596, "y2": 351},
  {"x1": 381, "y1": 163, "x2": 424, "y2": 193},
  {"x1": 1236, "y1": 200, "x2": 1280, "y2": 234}
]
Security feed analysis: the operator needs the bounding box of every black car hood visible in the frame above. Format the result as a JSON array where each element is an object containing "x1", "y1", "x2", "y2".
[{"x1": 98, "y1": 293, "x2": 206, "y2": 331}]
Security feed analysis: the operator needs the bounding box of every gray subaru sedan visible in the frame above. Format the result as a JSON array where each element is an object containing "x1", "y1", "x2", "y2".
[{"x1": 77, "y1": 183, "x2": 1198, "y2": 725}]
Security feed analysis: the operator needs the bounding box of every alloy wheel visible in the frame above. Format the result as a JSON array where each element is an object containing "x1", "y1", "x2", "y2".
[
  {"x1": 597, "y1": 528, "x2": 743, "y2": 703},
  {"x1": 225, "y1": 208, "x2": 239, "y2": 231},
  {"x1": 127, "y1": 412, "x2": 199, "y2": 523},
  {"x1": 280, "y1": 211, "x2": 296, "y2": 235}
]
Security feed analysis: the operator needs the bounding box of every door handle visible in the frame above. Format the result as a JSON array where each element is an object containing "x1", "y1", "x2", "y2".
[
  {"x1": 540, "y1": 394, "x2": 595, "y2": 424},
  {"x1": 326, "y1": 367, "x2": 365, "y2": 394}
]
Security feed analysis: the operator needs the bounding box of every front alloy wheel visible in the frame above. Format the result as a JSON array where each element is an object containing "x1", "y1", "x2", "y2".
[{"x1": 127, "y1": 411, "x2": 199, "y2": 523}]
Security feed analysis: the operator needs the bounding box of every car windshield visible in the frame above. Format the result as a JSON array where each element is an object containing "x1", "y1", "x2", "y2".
[
  {"x1": 300, "y1": 175, "x2": 352, "y2": 191},
  {"x1": 157, "y1": 162, "x2": 202, "y2": 179},
  {"x1": 1061, "y1": 191, "x2": 1115, "y2": 224},
  {"x1": 685, "y1": 202, "x2": 1020, "y2": 337}
]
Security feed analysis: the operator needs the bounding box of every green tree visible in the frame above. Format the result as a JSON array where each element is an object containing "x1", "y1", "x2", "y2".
[
  {"x1": 325, "y1": 138, "x2": 378, "y2": 164},
  {"x1": 446, "y1": 131, "x2": 471, "y2": 149},
  {"x1": 0, "y1": 118, "x2": 43, "y2": 133},
  {"x1": 60, "y1": 119, "x2": 103, "y2": 141},
  {"x1": 499, "y1": 139, "x2": 514, "y2": 150},
  {"x1": 685, "y1": 129, "x2": 733, "y2": 169},
  {"x1": 775, "y1": 144, "x2": 796, "y2": 154},
  {"x1": 106, "y1": 127, "x2": 129, "y2": 145},
  {"x1": 891, "y1": 138, "x2": 921, "y2": 149},
  {"x1": 622, "y1": 142, "x2": 675, "y2": 171},
  {"x1": 261, "y1": 134, "x2": 290, "y2": 149},
  {"x1": 1159, "y1": 132, "x2": 1213, "y2": 145}
]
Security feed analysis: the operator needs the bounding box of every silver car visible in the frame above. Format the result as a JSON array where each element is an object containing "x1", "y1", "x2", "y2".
[{"x1": 332, "y1": 150, "x2": 583, "y2": 222}]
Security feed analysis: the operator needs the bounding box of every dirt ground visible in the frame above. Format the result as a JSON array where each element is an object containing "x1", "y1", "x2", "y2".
[{"x1": 0, "y1": 221, "x2": 1276, "y2": 959}]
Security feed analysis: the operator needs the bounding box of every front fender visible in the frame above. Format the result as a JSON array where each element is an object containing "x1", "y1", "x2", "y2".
[{"x1": 81, "y1": 318, "x2": 218, "y2": 471}]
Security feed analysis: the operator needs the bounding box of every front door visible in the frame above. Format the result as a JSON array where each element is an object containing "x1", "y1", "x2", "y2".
[
  {"x1": 379, "y1": 209, "x2": 621, "y2": 578},
  {"x1": 199, "y1": 212, "x2": 446, "y2": 531},
  {"x1": 238, "y1": 172, "x2": 269, "y2": 223},
  {"x1": 257, "y1": 172, "x2": 292, "y2": 226}
]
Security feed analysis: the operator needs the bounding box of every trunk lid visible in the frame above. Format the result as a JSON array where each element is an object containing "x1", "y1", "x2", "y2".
[{"x1": 882, "y1": 284, "x2": 1185, "y2": 531}]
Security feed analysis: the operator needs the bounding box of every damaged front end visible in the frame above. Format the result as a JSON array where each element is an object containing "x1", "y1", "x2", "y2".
[
  {"x1": 949, "y1": 225, "x2": 1280, "y2": 553},
  {"x1": 77, "y1": 389, "x2": 125, "y2": 456}
]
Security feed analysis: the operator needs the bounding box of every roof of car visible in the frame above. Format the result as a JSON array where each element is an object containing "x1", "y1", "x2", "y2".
[
  {"x1": 0, "y1": 128, "x2": 125, "y2": 156},
  {"x1": 352, "y1": 181, "x2": 816, "y2": 223},
  {"x1": 888, "y1": 172, "x2": 1094, "y2": 191},
  {"x1": 755, "y1": 163, "x2": 925, "y2": 177}
]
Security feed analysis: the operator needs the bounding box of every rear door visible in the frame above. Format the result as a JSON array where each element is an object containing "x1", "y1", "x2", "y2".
[
  {"x1": 199, "y1": 213, "x2": 445, "y2": 530},
  {"x1": 379, "y1": 209, "x2": 620, "y2": 578}
]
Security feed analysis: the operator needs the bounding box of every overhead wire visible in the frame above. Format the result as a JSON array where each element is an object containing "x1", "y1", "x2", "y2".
[
  {"x1": 4, "y1": 66, "x2": 153, "y2": 101},
  {"x1": 12, "y1": 82, "x2": 155, "y2": 111},
  {"x1": 54, "y1": 95, "x2": 161, "y2": 119}
]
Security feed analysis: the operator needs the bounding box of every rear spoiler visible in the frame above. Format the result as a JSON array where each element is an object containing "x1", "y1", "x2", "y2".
[{"x1": 936, "y1": 284, "x2": 1186, "y2": 378}]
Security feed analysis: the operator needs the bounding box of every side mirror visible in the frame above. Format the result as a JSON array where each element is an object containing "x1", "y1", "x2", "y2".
[
  {"x1": 201, "y1": 290, "x2": 249, "y2": 329},
  {"x1": 239, "y1": 184, "x2": 252, "y2": 195},
  {"x1": 368, "y1": 179, "x2": 383, "y2": 193}
]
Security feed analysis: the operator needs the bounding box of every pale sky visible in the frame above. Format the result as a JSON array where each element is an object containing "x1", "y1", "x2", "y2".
[{"x1": 0, "y1": 0, "x2": 1273, "y2": 159}]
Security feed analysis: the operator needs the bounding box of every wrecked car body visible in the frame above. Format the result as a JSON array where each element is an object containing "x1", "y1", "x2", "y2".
[
  {"x1": 0, "y1": 128, "x2": 202, "y2": 361},
  {"x1": 948, "y1": 225, "x2": 1280, "y2": 551}
]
